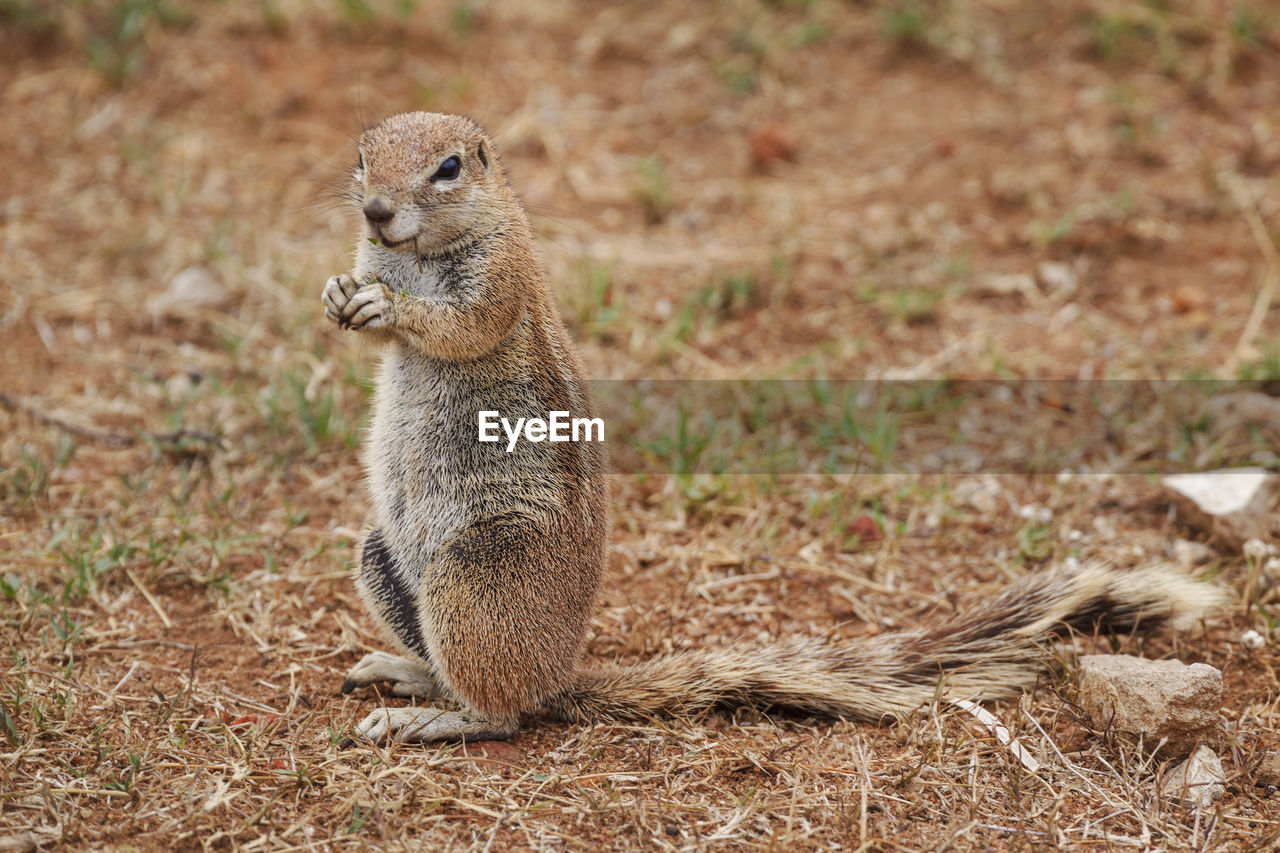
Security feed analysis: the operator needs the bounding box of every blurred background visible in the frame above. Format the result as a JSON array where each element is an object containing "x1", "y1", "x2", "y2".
[{"x1": 4, "y1": 0, "x2": 1277, "y2": 393}]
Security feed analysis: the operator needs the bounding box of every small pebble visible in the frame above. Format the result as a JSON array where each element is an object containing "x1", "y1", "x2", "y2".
[{"x1": 1241, "y1": 629, "x2": 1266, "y2": 650}]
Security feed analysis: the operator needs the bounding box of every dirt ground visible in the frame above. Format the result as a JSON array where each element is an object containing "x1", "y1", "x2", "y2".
[{"x1": 3, "y1": 0, "x2": 1280, "y2": 850}]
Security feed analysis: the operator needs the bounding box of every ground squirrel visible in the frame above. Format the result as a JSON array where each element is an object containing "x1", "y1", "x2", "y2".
[{"x1": 323, "y1": 112, "x2": 1221, "y2": 745}]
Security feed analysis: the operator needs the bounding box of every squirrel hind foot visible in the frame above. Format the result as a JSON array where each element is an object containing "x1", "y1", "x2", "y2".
[
  {"x1": 340, "y1": 651, "x2": 444, "y2": 699},
  {"x1": 348, "y1": 706, "x2": 517, "y2": 746}
]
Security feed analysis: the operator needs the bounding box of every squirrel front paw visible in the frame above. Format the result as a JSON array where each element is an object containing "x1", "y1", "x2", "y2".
[{"x1": 322, "y1": 273, "x2": 395, "y2": 332}]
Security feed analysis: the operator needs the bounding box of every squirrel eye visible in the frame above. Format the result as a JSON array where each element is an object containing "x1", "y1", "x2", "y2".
[
  {"x1": 431, "y1": 155, "x2": 462, "y2": 182},
  {"x1": 357, "y1": 151, "x2": 365, "y2": 171}
]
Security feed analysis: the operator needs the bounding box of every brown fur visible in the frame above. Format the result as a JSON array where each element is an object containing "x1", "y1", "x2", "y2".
[
  {"x1": 544, "y1": 562, "x2": 1220, "y2": 722},
  {"x1": 323, "y1": 112, "x2": 1221, "y2": 744}
]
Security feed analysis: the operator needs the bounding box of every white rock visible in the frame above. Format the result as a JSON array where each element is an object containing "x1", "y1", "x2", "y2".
[
  {"x1": 1171, "y1": 539, "x2": 1215, "y2": 568},
  {"x1": 148, "y1": 265, "x2": 231, "y2": 320},
  {"x1": 1161, "y1": 468, "x2": 1277, "y2": 550},
  {"x1": 1244, "y1": 538, "x2": 1276, "y2": 561},
  {"x1": 1241, "y1": 629, "x2": 1266, "y2": 650},
  {"x1": 1036, "y1": 261, "x2": 1078, "y2": 295},
  {"x1": 1160, "y1": 745, "x2": 1226, "y2": 808},
  {"x1": 1077, "y1": 655, "x2": 1222, "y2": 757},
  {"x1": 953, "y1": 476, "x2": 1004, "y2": 516}
]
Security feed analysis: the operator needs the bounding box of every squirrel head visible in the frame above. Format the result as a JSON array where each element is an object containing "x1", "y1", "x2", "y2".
[{"x1": 354, "y1": 112, "x2": 509, "y2": 257}]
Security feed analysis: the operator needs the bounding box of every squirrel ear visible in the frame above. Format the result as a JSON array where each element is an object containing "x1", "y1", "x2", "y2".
[{"x1": 477, "y1": 141, "x2": 490, "y2": 170}]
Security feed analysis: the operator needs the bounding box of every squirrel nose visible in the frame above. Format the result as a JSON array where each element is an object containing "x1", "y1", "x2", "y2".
[{"x1": 363, "y1": 195, "x2": 395, "y2": 224}]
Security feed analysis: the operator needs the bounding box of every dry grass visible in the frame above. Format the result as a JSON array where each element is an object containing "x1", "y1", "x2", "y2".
[{"x1": 3, "y1": 0, "x2": 1280, "y2": 849}]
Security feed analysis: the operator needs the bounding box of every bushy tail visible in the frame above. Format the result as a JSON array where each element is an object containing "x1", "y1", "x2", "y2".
[{"x1": 543, "y1": 563, "x2": 1221, "y2": 723}]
